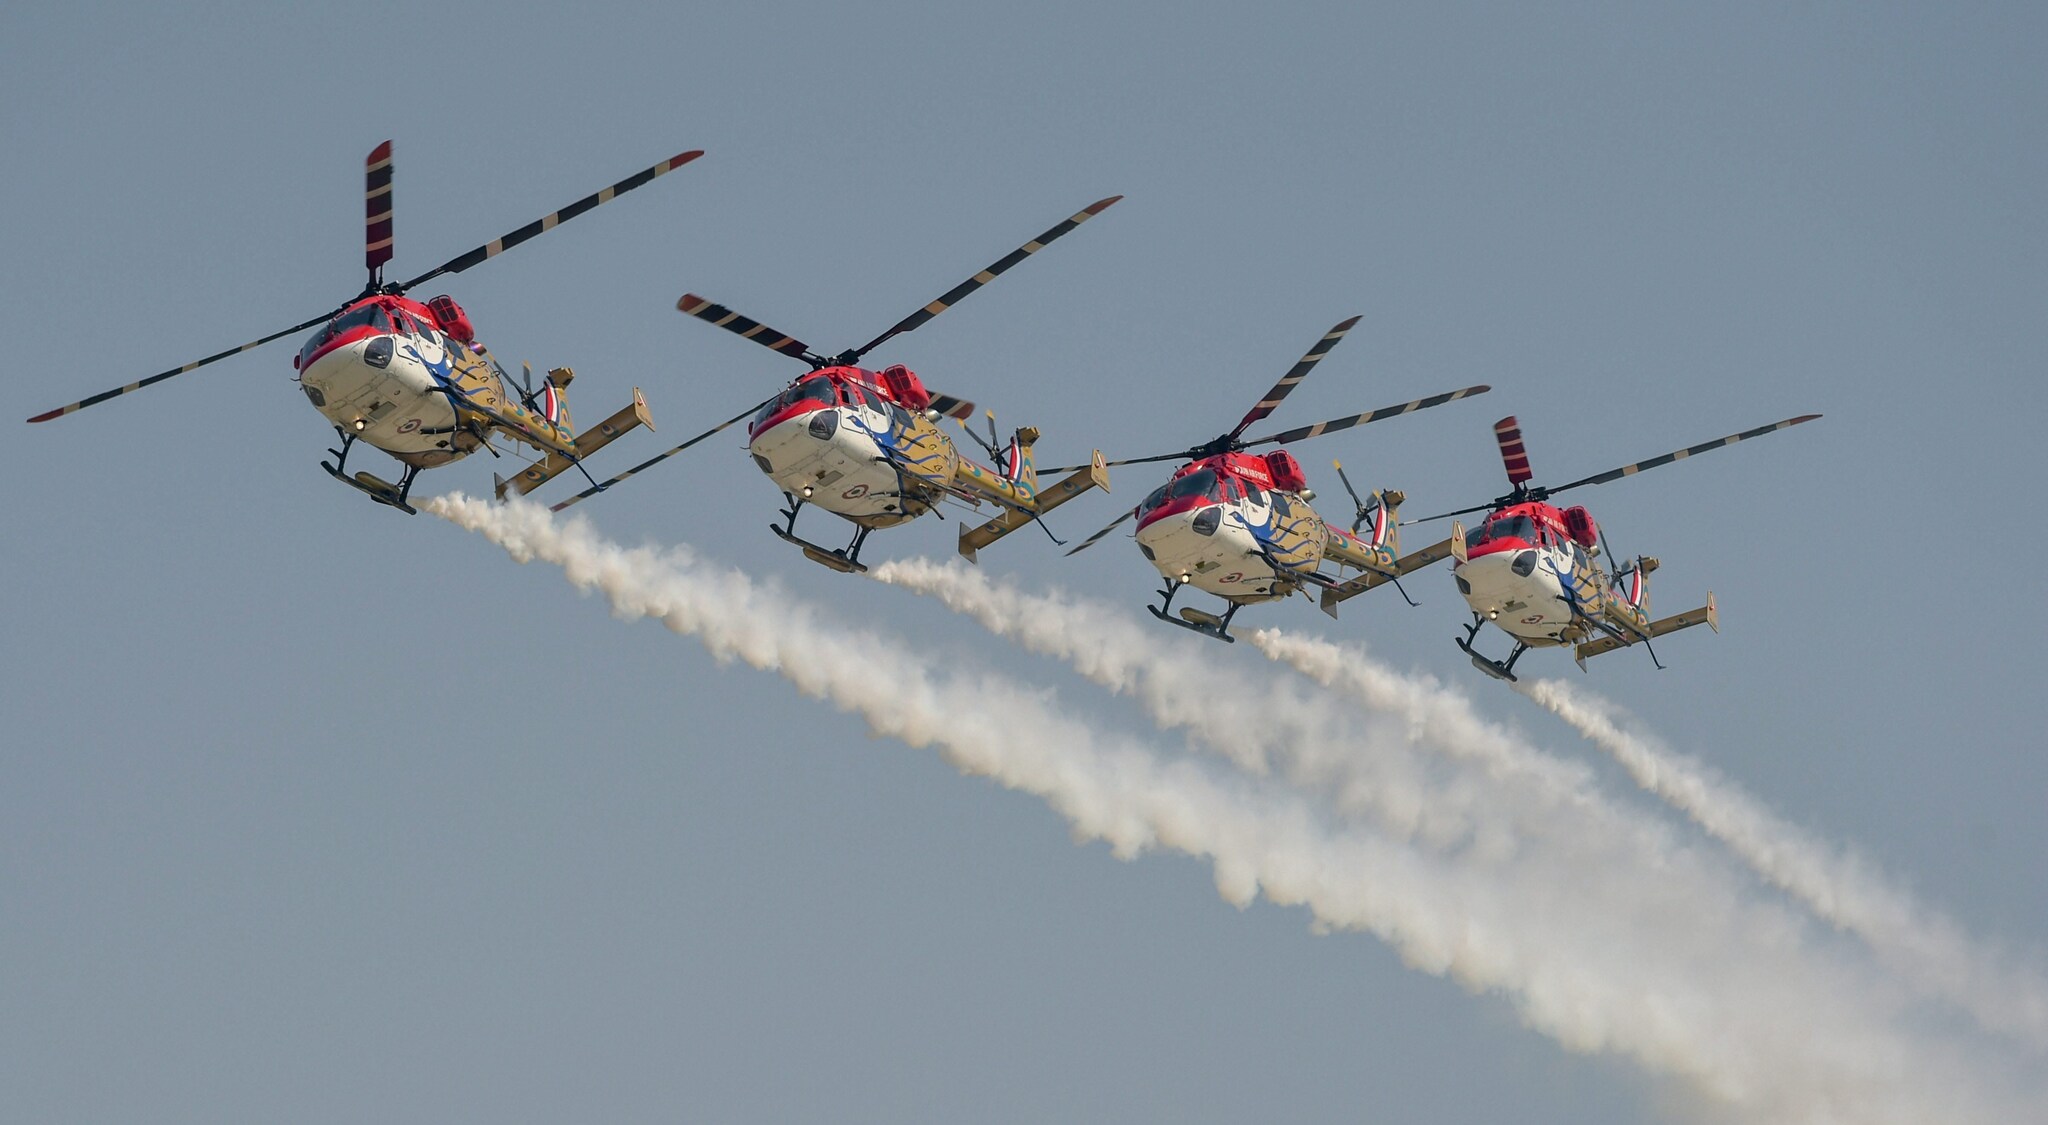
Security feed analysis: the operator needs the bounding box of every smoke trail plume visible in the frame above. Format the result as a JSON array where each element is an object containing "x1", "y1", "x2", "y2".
[
  {"x1": 1256, "y1": 626, "x2": 2048, "y2": 1052},
  {"x1": 871, "y1": 558, "x2": 1624, "y2": 853},
  {"x1": 430, "y1": 497, "x2": 2033, "y2": 1122},
  {"x1": 1519, "y1": 676, "x2": 2048, "y2": 1051}
]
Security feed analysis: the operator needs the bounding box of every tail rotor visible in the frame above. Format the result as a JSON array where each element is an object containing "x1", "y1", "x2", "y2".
[{"x1": 1332, "y1": 458, "x2": 1376, "y2": 534}]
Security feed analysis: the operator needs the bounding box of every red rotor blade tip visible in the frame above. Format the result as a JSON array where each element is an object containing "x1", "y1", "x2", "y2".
[{"x1": 1085, "y1": 195, "x2": 1123, "y2": 215}]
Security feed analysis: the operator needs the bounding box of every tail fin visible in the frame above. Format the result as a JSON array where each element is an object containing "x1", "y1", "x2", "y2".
[
  {"x1": 1370, "y1": 489, "x2": 1404, "y2": 556},
  {"x1": 1623, "y1": 556, "x2": 1660, "y2": 611},
  {"x1": 538, "y1": 367, "x2": 572, "y2": 433},
  {"x1": 1005, "y1": 427, "x2": 1039, "y2": 496}
]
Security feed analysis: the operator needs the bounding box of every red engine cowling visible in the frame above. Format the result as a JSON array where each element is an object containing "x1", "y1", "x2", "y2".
[
  {"x1": 426, "y1": 295, "x2": 476, "y2": 343},
  {"x1": 879, "y1": 364, "x2": 932, "y2": 412},
  {"x1": 1263, "y1": 450, "x2": 1309, "y2": 493},
  {"x1": 1562, "y1": 505, "x2": 1599, "y2": 548}
]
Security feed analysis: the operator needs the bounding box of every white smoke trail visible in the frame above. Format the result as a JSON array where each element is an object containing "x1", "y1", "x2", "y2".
[
  {"x1": 429, "y1": 496, "x2": 2033, "y2": 1122},
  {"x1": 1519, "y1": 675, "x2": 2048, "y2": 1052},
  {"x1": 1256, "y1": 626, "x2": 2048, "y2": 1053},
  {"x1": 871, "y1": 556, "x2": 1551, "y2": 849},
  {"x1": 868, "y1": 558, "x2": 2048, "y2": 1103},
  {"x1": 870, "y1": 558, "x2": 1618, "y2": 846}
]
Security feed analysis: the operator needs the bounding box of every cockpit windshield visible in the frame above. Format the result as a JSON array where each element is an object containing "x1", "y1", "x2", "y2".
[
  {"x1": 1170, "y1": 468, "x2": 1220, "y2": 501},
  {"x1": 1140, "y1": 468, "x2": 1221, "y2": 515},
  {"x1": 1469, "y1": 513, "x2": 1536, "y2": 549},
  {"x1": 299, "y1": 304, "x2": 392, "y2": 368},
  {"x1": 753, "y1": 378, "x2": 837, "y2": 427}
]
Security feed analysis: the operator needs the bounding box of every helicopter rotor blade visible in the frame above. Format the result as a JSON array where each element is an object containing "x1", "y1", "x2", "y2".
[
  {"x1": 676, "y1": 294, "x2": 824, "y2": 364},
  {"x1": 1598, "y1": 527, "x2": 1621, "y2": 580},
  {"x1": 1542, "y1": 414, "x2": 1823, "y2": 498},
  {"x1": 1037, "y1": 448, "x2": 1201, "y2": 475},
  {"x1": 1226, "y1": 315, "x2": 1363, "y2": 442},
  {"x1": 1401, "y1": 499, "x2": 1501, "y2": 526},
  {"x1": 365, "y1": 140, "x2": 394, "y2": 283},
  {"x1": 926, "y1": 393, "x2": 976, "y2": 422},
  {"x1": 549, "y1": 393, "x2": 778, "y2": 513},
  {"x1": 1332, "y1": 459, "x2": 1367, "y2": 509},
  {"x1": 395, "y1": 149, "x2": 704, "y2": 293},
  {"x1": 1332, "y1": 458, "x2": 1377, "y2": 532},
  {"x1": 848, "y1": 195, "x2": 1122, "y2": 361},
  {"x1": 26, "y1": 308, "x2": 342, "y2": 423},
  {"x1": 1241, "y1": 383, "x2": 1492, "y2": 448},
  {"x1": 1038, "y1": 318, "x2": 1391, "y2": 475},
  {"x1": 1064, "y1": 507, "x2": 1139, "y2": 556},
  {"x1": 1494, "y1": 415, "x2": 1534, "y2": 489}
]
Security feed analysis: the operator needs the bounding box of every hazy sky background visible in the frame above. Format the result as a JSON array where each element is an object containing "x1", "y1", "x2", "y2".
[{"x1": 5, "y1": 2, "x2": 2045, "y2": 1121}]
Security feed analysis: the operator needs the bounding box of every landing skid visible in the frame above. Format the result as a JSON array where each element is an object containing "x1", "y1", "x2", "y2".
[
  {"x1": 772, "y1": 523, "x2": 869, "y2": 573},
  {"x1": 771, "y1": 491, "x2": 870, "y2": 573},
  {"x1": 322, "y1": 428, "x2": 419, "y2": 515},
  {"x1": 1457, "y1": 616, "x2": 1526, "y2": 682},
  {"x1": 1148, "y1": 578, "x2": 1240, "y2": 643}
]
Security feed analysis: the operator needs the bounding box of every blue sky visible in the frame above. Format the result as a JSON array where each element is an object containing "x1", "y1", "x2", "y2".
[{"x1": 5, "y1": 2, "x2": 2045, "y2": 1120}]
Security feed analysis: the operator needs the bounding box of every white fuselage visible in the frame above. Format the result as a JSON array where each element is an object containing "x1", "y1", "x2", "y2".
[
  {"x1": 1135, "y1": 488, "x2": 1312, "y2": 602},
  {"x1": 298, "y1": 332, "x2": 459, "y2": 458},
  {"x1": 1455, "y1": 543, "x2": 1582, "y2": 647},
  {"x1": 749, "y1": 402, "x2": 923, "y2": 524}
]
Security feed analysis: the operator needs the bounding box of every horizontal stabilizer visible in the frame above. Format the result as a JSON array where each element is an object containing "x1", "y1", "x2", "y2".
[
  {"x1": 1318, "y1": 537, "x2": 1456, "y2": 617},
  {"x1": 496, "y1": 388, "x2": 653, "y2": 499},
  {"x1": 958, "y1": 450, "x2": 1109, "y2": 563},
  {"x1": 1573, "y1": 593, "x2": 1718, "y2": 665}
]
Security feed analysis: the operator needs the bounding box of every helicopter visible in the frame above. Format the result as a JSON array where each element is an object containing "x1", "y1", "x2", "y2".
[
  {"x1": 1364, "y1": 413, "x2": 1821, "y2": 681},
  {"x1": 1058, "y1": 316, "x2": 1491, "y2": 642},
  {"x1": 552, "y1": 198, "x2": 1123, "y2": 573},
  {"x1": 27, "y1": 140, "x2": 700, "y2": 514}
]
